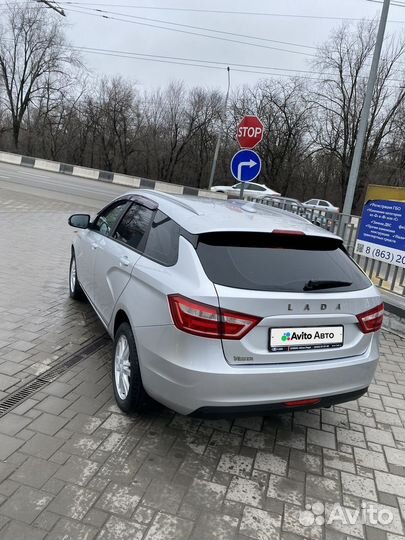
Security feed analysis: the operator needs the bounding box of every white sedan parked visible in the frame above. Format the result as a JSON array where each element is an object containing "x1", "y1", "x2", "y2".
[
  {"x1": 210, "y1": 182, "x2": 280, "y2": 198},
  {"x1": 303, "y1": 199, "x2": 340, "y2": 213}
]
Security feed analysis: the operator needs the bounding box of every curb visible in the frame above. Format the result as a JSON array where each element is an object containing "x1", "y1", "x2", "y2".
[{"x1": 0, "y1": 150, "x2": 227, "y2": 201}]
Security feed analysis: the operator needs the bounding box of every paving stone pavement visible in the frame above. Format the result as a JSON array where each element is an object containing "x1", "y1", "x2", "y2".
[
  {"x1": 0, "y1": 188, "x2": 405, "y2": 540},
  {"x1": 0, "y1": 188, "x2": 104, "y2": 398}
]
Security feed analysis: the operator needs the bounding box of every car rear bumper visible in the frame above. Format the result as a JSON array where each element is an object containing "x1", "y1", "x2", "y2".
[
  {"x1": 192, "y1": 387, "x2": 368, "y2": 417},
  {"x1": 136, "y1": 326, "x2": 379, "y2": 416}
]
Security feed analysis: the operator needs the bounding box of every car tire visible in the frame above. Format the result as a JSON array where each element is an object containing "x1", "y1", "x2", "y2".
[
  {"x1": 69, "y1": 252, "x2": 84, "y2": 300},
  {"x1": 113, "y1": 322, "x2": 153, "y2": 414}
]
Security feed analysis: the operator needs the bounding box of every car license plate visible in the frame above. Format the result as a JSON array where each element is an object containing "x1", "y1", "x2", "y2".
[{"x1": 269, "y1": 326, "x2": 344, "y2": 352}]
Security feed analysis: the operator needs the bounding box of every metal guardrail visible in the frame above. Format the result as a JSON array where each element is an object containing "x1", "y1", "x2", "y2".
[{"x1": 254, "y1": 196, "x2": 405, "y2": 297}]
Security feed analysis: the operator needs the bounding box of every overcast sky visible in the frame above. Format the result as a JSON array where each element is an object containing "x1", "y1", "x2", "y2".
[{"x1": 63, "y1": 0, "x2": 405, "y2": 92}]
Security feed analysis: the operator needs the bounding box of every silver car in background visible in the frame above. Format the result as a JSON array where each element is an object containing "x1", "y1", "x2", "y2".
[{"x1": 68, "y1": 191, "x2": 383, "y2": 416}]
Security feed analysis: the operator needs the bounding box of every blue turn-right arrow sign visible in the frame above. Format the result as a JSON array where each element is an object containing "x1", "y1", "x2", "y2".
[{"x1": 230, "y1": 149, "x2": 261, "y2": 182}]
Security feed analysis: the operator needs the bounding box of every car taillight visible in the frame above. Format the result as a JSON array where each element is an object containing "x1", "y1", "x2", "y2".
[
  {"x1": 272, "y1": 230, "x2": 305, "y2": 236},
  {"x1": 168, "y1": 295, "x2": 261, "y2": 340},
  {"x1": 357, "y1": 303, "x2": 384, "y2": 334}
]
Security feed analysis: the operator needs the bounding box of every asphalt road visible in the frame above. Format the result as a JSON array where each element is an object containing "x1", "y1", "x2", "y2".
[{"x1": 0, "y1": 161, "x2": 129, "y2": 208}]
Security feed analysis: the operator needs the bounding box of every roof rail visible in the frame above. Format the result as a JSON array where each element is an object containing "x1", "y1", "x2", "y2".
[{"x1": 139, "y1": 189, "x2": 201, "y2": 216}]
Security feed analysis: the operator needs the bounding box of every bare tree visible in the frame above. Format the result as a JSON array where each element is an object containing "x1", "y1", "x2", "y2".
[
  {"x1": 141, "y1": 83, "x2": 221, "y2": 185},
  {"x1": 311, "y1": 22, "x2": 405, "y2": 207},
  {"x1": 186, "y1": 87, "x2": 223, "y2": 187},
  {"x1": 0, "y1": 1, "x2": 78, "y2": 149},
  {"x1": 90, "y1": 77, "x2": 141, "y2": 173},
  {"x1": 31, "y1": 73, "x2": 87, "y2": 161}
]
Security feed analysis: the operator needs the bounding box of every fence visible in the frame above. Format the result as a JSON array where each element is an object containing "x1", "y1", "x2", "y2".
[{"x1": 253, "y1": 196, "x2": 405, "y2": 297}]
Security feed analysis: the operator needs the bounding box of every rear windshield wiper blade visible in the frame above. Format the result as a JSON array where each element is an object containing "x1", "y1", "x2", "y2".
[{"x1": 303, "y1": 280, "x2": 352, "y2": 291}]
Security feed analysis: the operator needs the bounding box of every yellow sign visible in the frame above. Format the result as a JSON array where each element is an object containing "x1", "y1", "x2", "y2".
[{"x1": 365, "y1": 184, "x2": 405, "y2": 204}]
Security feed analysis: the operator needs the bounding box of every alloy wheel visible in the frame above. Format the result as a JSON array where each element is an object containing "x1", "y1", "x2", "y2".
[
  {"x1": 70, "y1": 257, "x2": 76, "y2": 293},
  {"x1": 114, "y1": 335, "x2": 131, "y2": 400}
]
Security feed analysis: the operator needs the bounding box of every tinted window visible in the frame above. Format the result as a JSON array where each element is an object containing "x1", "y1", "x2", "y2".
[
  {"x1": 94, "y1": 201, "x2": 128, "y2": 236},
  {"x1": 196, "y1": 232, "x2": 371, "y2": 293},
  {"x1": 144, "y1": 210, "x2": 180, "y2": 266},
  {"x1": 114, "y1": 203, "x2": 153, "y2": 251},
  {"x1": 319, "y1": 201, "x2": 329, "y2": 207},
  {"x1": 306, "y1": 199, "x2": 317, "y2": 205},
  {"x1": 251, "y1": 185, "x2": 266, "y2": 191}
]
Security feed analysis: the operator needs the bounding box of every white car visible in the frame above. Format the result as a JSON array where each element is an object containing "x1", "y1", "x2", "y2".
[
  {"x1": 303, "y1": 199, "x2": 340, "y2": 213},
  {"x1": 211, "y1": 182, "x2": 280, "y2": 199}
]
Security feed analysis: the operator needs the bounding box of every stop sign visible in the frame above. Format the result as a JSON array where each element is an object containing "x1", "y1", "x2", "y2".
[{"x1": 237, "y1": 115, "x2": 264, "y2": 149}]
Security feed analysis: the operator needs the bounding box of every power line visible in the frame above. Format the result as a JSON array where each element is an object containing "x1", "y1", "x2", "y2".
[
  {"x1": 1, "y1": 1, "x2": 404, "y2": 87},
  {"x1": 57, "y1": 2, "x2": 405, "y2": 23},
  {"x1": 1, "y1": 27, "x2": 402, "y2": 85},
  {"x1": 69, "y1": 44, "x2": 405, "y2": 86},
  {"x1": 2, "y1": 1, "x2": 405, "y2": 23},
  {"x1": 64, "y1": 6, "x2": 317, "y2": 57},
  {"x1": 69, "y1": 8, "x2": 315, "y2": 59},
  {"x1": 80, "y1": 47, "x2": 318, "y2": 73},
  {"x1": 59, "y1": 5, "x2": 318, "y2": 50},
  {"x1": 70, "y1": 44, "x2": 404, "y2": 82},
  {"x1": 0, "y1": 32, "x2": 385, "y2": 81},
  {"x1": 72, "y1": 46, "x2": 322, "y2": 80}
]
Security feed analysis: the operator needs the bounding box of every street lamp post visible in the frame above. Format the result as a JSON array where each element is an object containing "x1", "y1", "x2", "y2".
[
  {"x1": 208, "y1": 66, "x2": 231, "y2": 190},
  {"x1": 342, "y1": 0, "x2": 391, "y2": 217},
  {"x1": 36, "y1": 0, "x2": 65, "y2": 16}
]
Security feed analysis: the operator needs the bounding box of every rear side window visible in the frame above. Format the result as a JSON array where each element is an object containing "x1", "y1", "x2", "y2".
[
  {"x1": 247, "y1": 184, "x2": 265, "y2": 191},
  {"x1": 144, "y1": 210, "x2": 180, "y2": 266},
  {"x1": 114, "y1": 203, "x2": 154, "y2": 252},
  {"x1": 196, "y1": 232, "x2": 371, "y2": 293}
]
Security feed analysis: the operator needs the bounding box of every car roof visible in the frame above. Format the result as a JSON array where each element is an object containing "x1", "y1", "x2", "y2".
[
  {"x1": 236, "y1": 182, "x2": 265, "y2": 186},
  {"x1": 120, "y1": 190, "x2": 339, "y2": 238}
]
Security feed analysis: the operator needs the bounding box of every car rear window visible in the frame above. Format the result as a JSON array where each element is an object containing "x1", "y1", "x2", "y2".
[{"x1": 196, "y1": 232, "x2": 371, "y2": 293}]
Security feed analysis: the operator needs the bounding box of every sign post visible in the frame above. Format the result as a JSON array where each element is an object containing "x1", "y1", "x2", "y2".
[
  {"x1": 233, "y1": 115, "x2": 264, "y2": 199},
  {"x1": 355, "y1": 200, "x2": 405, "y2": 267}
]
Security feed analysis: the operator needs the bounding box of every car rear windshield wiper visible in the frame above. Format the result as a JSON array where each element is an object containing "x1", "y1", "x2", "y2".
[{"x1": 303, "y1": 280, "x2": 352, "y2": 291}]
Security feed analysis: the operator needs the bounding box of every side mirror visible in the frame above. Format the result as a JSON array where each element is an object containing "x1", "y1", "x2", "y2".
[{"x1": 68, "y1": 214, "x2": 90, "y2": 229}]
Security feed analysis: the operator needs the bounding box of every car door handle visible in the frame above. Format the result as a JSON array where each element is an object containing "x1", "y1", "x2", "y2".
[
  {"x1": 91, "y1": 242, "x2": 98, "y2": 250},
  {"x1": 119, "y1": 256, "x2": 129, "y2": 267}
]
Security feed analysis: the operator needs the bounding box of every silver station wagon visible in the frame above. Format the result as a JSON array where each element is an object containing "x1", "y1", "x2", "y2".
[{"x1": 68, "y1": 191, "x2": 383, "y2": 416}]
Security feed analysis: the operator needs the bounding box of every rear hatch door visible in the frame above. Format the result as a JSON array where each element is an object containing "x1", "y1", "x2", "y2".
[{"x1": 196, "y1": 231, "x2": 381, "y2": 365}]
